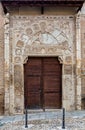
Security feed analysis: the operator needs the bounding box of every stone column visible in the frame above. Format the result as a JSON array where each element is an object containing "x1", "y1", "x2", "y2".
[
  {"x1": 4, "y1": 13, "x2": 10, "y2": 115},
  {"x1": 0, "y1": 2, "x2": 4, "y2": 115},
  {"x1": 76, "y1": 11, "x2": 81, "y2": 110}
]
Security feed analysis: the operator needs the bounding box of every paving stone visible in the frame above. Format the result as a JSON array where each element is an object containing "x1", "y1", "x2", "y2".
[{"x1": 0, "y1": 111, "x2": 85, "y2": 130}]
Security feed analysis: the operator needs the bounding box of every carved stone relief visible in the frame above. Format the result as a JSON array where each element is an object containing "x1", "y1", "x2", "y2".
[
  {"x1": 65, "y1": 56, "x2": 72, "y2": 64},
  {"x1": 11, "y1": 16, "x2": 75, "y2": 62},
  {"x1": 16, "y1": 40, "x2": 24, "y2": 48},
  {"x1": 64, "y1": 65, "x2": 72, "y2": 75},
  {"x1": 14, "y1": 65, "x2": 23, "y2": 94},
  {"x1": 15, "y1": 48, "x2": 22, "y2": 55},
  {"x1": 14, "y1": 65, "x2": 23, "y2": 113},
  {"x1": 9, "y1": 15, "x2": 76, "y2": 112},
  {"x1": 14, "y1": 57, "x2": 21, "y2": 63}
]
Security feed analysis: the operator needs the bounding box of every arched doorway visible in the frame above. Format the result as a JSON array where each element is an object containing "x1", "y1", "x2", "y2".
[{"x1": 24, "y1": 57, "x2": 62, "y2": 110}]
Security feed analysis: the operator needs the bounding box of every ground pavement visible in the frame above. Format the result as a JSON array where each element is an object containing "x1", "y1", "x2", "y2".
[{"x1": 0, "y1": 109, "x2": 85, "y2": 130}]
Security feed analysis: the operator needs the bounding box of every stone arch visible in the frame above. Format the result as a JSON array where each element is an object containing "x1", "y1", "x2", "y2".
[{"x1": 21, "y1": 29, "x2": 68, "y2": 64}]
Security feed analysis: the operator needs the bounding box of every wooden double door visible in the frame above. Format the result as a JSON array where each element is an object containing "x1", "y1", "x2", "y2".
[{"x1": 24, "y1": 57, "x2": 62, "y2": 109}]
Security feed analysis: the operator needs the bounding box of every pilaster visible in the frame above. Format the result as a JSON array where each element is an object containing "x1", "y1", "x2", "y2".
[
  {"x1": 76, "y1": 11, "x2": 81, "y2": 110},
  {"x1": 4, "y1": 13, "x2": 10, "y2": 115}
]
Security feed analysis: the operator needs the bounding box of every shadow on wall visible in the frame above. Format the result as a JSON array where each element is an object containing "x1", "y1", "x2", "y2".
[{"x1": 81, "y1": 97, "x2": 85, "y2": 109}]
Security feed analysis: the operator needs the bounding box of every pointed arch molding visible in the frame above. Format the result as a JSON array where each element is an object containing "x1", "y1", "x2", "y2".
[
  {"x1": 22, "y1": 29, "x2": 68, "y2": 64},
  {"x1": 21, "y1": 28, "x2": 69, "y2": 64}
]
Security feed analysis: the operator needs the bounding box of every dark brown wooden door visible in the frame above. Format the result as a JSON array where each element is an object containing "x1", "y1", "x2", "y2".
[
  {"x1": 24, "y1": 57, "x2": 62, "y2": 109},
  {"x1": 24, "y1": 58, "x2": 42, "y2": 109},
  {"x1": 43, "y1": 58, "x2": 62, "y2": 109}
]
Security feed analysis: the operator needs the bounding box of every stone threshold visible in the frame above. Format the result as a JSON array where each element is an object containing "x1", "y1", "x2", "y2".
[{"x1": 28, "y1": 109, "x2": 62, "y2": 113}]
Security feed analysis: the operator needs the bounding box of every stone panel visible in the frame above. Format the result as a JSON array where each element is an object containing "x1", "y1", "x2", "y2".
[
  {"x1": 14, "y1": 65, "x2": 23, "y2": 113},
  {"x1": 63, "y1": 75, "x2": 75, "y2": 110},
  {"x1": 65, "y1": 56, "x2": 72, "y2": 64},
  {"x1": 64, "y1": 65, "x2": 72, "y2": 75}
]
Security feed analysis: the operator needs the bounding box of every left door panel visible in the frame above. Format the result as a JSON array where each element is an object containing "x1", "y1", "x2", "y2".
[{"x1": 24, "y1": 58, "x2": 42, "y2": 109}]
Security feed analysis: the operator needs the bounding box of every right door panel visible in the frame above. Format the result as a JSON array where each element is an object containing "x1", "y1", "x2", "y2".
[{"x1": 43, "y1": 57, "x2": 62, "y2": 109}]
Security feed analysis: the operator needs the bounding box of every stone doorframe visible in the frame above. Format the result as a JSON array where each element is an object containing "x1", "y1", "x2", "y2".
[
  {"x1": 23, "y1": 54, "x2": 64, "y2": 115},
  {"x1": 4, "y1": 13, "x2": 82, "y2": 115},
  {"x1": 24, "y1": 55, "x2": 63, "y2": 110}
]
